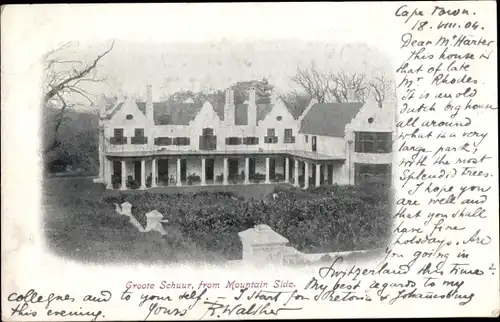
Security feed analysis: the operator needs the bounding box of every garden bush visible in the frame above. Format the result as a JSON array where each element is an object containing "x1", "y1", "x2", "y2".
[{"x1": 101, "y1": 183, "x2": 392, "y2": 259}]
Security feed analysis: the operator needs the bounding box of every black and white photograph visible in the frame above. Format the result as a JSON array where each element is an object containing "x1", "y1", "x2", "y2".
[
  {"x1": 42, "y1": 34, "x2": 395, "y2": 266},
  {"x1": 3, "y1": 2, "x2": 497, "y2": 320}
]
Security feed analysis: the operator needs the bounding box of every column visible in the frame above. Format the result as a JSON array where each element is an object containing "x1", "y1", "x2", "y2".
[
  {"x1": 265, "y1": 157, "x2": 270, "y2": 183},
  {"x1": 244, "y1": 157, "x2": 250, "y2": 184},
  {"x1": 294, "y1": 159, "x2": 299, "y2": 187},
  {"x1": 151, "y1": 158, "x2": 157, "y2": 188},
  {"x1": 105, "y1": 158, "x2": 113, "y2": 189},
  {"x1": 176, "y1": 158, "x2": 182, "y2": 186},
  {"x1": 285, "y1": 157, "x2": 290, "y2": 183},
  {"x1": 139, "y1": 159, "x2": 146, "y2": 189},
  {"x1": 315, "y1": 163, "x2": 321, "y2": 187},
  {"x1": 201, "y1": 158, "x2": 206, "y2": 185},
  {"x1": 223, "y1": 157, "x2": 228, "y2": 185},
  {"x1": 304, "y1": 161, "x2": 309, "y2": 189},
  {"x1": 120, "y1": 160, "x2": 127, "y2": 190}
]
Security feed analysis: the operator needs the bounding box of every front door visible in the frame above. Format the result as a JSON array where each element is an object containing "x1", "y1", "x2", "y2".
[
  {"x1": 206, "y1": 158, "x2": 215, "y2": 181},
  {"x1": 269, "y1": 157, "x2": 276, "y2": 180},
  {"x1": 249, "y1": 158, "x2": 256, "y2": 179},
  {"x1": 228, "y1": 158, "x2": 239, "y2": 182},
  {"x1": 113, "y1": 161, "x2": 121, "y2": 185},
  {"x1": 312, "y1": 136, "x2": 317, "y2": 152},
  {"x1": 181, "y1": 159, "x2": 187, "y2": 182},
  {"x1": 158, "y1": 159, "x2": 169, "y2": 185},
  {"x1": 327, "y1": 164, "x2": 333, "y2": 185}
]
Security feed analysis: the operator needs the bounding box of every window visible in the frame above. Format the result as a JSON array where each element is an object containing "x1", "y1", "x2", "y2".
[
  {"x1": 284, "y1": 129, "x2": 295, "y2": 143},
  {"x1": 114, "y1": 128, "x2": 124, "y2": 138},
  {"x1": 355, "y1": 163, "x2": 391, "y2": 185},
  {"x1": 202, "y1": 128, "x2": 214, "y2": 136},
  {"x1": 243, "y1": 137, "x2": 259, "y2": 145},
  {"x1": 126, "y1": 114, "x2": 133, "y2": 120},
  {"x1": 305, "y1": 135, "x2": 308, "y2": 143},
  {"x1": 276, "y1": 116, "x2": 283, "y2": 121},
  {"x1": 226, "y1": 137, "x2": 242, "y2": 145},
  {"x1": 173, "y1": 137, "x2": 190, "y2": 146},
  {"x1": 267, "y1": 128, "x2": 276, "y2": 137},
  {"x1": 355, "y1": 132, "x2": 392, "y2": 153},
  {"x1": 134, "y1": 128, "x2": 144, "y2": 137}
]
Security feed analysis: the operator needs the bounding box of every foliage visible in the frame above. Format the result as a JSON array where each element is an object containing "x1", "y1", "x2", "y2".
[
  {"x1": 102, "y1": 184, "x2": 391, "y2": 259},
  {"x1": 44, "y1": 109, "x2": 100, "y2": 174}
]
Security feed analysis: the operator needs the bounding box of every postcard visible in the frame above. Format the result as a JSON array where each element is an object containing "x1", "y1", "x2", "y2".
[{"x1": 1, "y1": 2, "x2": 498, "y2": 320}]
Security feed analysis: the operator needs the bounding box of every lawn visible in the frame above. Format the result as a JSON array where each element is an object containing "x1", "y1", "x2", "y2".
[{"x1": 43, "y1": 177, "x2": 392, "y2": 264}]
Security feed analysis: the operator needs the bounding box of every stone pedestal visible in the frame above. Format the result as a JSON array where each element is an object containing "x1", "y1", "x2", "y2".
[
  {"x1": 145, "y1": 210, "x2": 167, "y2": 235},
  {"x1": 238, "y1": 224, "x2": 289, "y2": 264}
]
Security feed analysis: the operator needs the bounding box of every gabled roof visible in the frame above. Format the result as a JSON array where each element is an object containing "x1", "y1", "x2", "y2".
[
  {"x1": 106, "y1": 99, "x2": 277, "y2": 126},
  {"x1": 299, "y1": 102, "x2": 364, "y2": 137},
  {"x1": 102, "y1": 102, "x2": 124, "y2": 120}
]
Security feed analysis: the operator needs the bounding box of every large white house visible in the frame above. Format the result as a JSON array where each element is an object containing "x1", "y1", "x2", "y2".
[{"x1": 94, "y1": 85, "x2": 394, "y2": 190}]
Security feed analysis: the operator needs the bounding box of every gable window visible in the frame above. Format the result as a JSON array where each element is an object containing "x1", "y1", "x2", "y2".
[
  {"x1": 111, "y1": 128, "x2": 126, "y2": 145},
  {"x1": 264, "y1": 128, "x2": 278, "y2": 144},
  {"x1": 202, "y1": 128, "x2": 214, "y2": 136},
  {"x1": 200, "y1": 128, "x2": 216, "y2": 150},
  {"x1": 226, "y1": 137, "x2": 242, "y2": 145},
  {"x1": 355, "y1": 132, "x2": 392, "y2": 153},
  {"x1": 284, "y1": 129, "x2": 295, "y2": 143},
  {"x1": 134, "y1": 128, "x2": 144, "y2": 137},
  {"x1": 131, "y1": 128, "x2": 147, "y2": 144},
  {"x1": 114, "y1": 128, "x2": 124, "y2": 138}
]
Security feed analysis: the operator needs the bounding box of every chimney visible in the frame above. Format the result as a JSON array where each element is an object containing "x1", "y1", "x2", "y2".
[
  {"x1": 146, "y1": 85, "x2": 153, "y2": 123},
  {"x1": 248, "y1": 87, "x2": 257, "y2": 127},
  {"x1": 224, "y1": 89, "x2": 235, "y2": 126}
]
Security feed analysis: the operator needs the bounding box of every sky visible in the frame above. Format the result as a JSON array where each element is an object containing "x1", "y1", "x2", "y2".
[
  {"x1": 64, "y1": 39, "x2": 394, "y2": 102},
  {"x1": 1, "y1": 2, "x2": 403, "y2": 105}
]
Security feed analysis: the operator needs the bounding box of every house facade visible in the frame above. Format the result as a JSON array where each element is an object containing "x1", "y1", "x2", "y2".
[{"x1": 94, "y1": 85, "x2": 394, "y2": 190}]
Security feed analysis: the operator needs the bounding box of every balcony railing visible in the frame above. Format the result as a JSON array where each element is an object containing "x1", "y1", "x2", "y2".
[
  {"x1": 264, "y1": 136, "x2": 278, "y2": 144},
  {"x1": 243, "y1": 137, "x2": 259, "y2": 145},
  {"x1": 110, "y1": 137, "x2": 127, "y2": 145},
  {"x1": 284, "y1": 136, "x2": 296, "y2": 144},
  {"x1": 155, "y1": 137, "x2": 172, "y2": 146},
  {"x1": 226, "y1": 137, "x2": 243, "y2": 145},
  {"x1": 131, "y1": 136, "x2": 148, "y2": 145},
  {"x1": 199, "y1": 136, "x2": 217, "y2": 150}
]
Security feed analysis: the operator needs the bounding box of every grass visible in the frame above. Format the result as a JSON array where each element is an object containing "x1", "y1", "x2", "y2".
[{"x1": 43, "y1": 178, "x2": 227, "y2": 264}]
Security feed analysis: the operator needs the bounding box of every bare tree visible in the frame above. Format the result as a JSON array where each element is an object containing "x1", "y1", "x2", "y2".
[
  {"x1": 368, "y1": 73, "x2": 395, "y2": 108},
  {"x1": 42, "y1": 41, "x2": 115, "y2": 153},
  {"x1": 278, "y1": 89, "x2": 311, "y2": 119},
  {"x1": 328, "y1": 71, "x2": 369, "y2": 103},
  {"x1": 289, "y1": 65, "x2": 330, "y2": 103}
]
